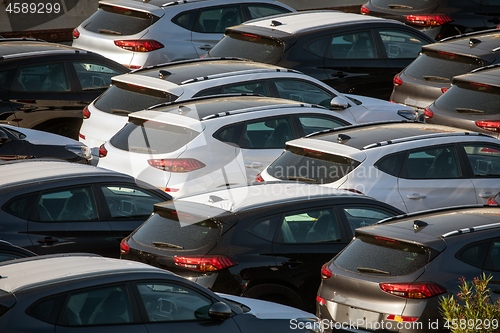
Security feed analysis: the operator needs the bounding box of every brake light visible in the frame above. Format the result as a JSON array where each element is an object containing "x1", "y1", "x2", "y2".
[
  {"x1": 316, "y1": 295, "x2": 326, "y2": 306},
  {"x1": 424, "y1": 107, "x2": 434, "y2": 119},
  {"x1": 393, "y1": 74, "x2": 403, "y2": 86},
  {"x1": 386, "y1": 314, "x2": 418, "y2": 322},
  {"x1": 255, "y1": 172, "x2": 264, "y2": 182},
  {"x1": 83, "y1": 106, "x2": 91, "y2": 119},
  {"x1": 360, "y1": 5, "x2": 370, "y2": 15},
  {"x1": 441, "y1": 87, "x2": 449, "y2": 94},
  {"x1": 148, "y1": 158, "x2": 206, "y2": 172},
  {"x1": 488, "y1": 194, "x2": 499, "y2": 206},
  {"x1": 405, "y1": 14, "x2": 452, "y2": 27},
  {"x1": 470, "y1": 82, "x2": 492, "y2": 91},
  {"x1": 241, "y1": 33, "x2": 260, "y2": 39},
  {"x1": 174, "y1": 255, "x2": 237, "y2": 272},
  {"x1": 164, "y1": 187, "x2": 180, "y2": 192},
  {"x1": 114, "y1": 40, "x2": 164, "y2": 52},
  {"x1": 120, "y1": 238, "x2": 130, "y2": 254},
  {"x1": 379, "y1": 282, "x2": 446, "y2": 298},
  {"x1": 99, "y1": 144, "x2": 108, "y2": 158},
  {"x1": 72, "y1": 28, "x2": 80, "y2": 39},
  {"x1": 437, "y1": 51, "x2": 457, "y2": 60},
  {"x1": 321, "y1": 263, "x2": 332, "y2": 279},
  {"x1": 475, "y1": 120, "x2": 500, "y2": 133},
  {"x1": 374, "y1": 236, "x2": 399, "y2": 243}
]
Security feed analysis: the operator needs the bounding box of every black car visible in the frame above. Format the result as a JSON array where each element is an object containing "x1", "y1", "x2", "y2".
[
  {"x1": 120, "y1": 182, "x2": 404, "y2": 313},
  {"x1": 205, "y1": 10, "x2": 435, "y2": 100},
  {"x1": 0, "y1": 160, "x2": 171, "y2": 258},
  {"x1": 0, "y1": 240, "x2": 36, "y2": 262},
  {"x1": 0, "y1": 124, "x2": 92, "y2": 163},
  {"x1": 361, "y1": 0, "x2": 500, "y2": 41},
  {"x1": 0, "y1": 38, "x2": 128, "y2": 139}
]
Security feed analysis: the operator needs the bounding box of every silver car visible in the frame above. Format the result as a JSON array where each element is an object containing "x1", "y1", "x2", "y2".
[{"x1": 72, "y1": 0, "x2": 295, "y2": 68}]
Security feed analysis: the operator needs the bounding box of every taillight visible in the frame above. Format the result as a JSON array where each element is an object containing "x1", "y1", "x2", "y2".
[
  {"x1": 386, "y1": 314, "x2": 418, "y2": 322},
  {"x1": 441, "y1": 87, "x2": 449, "y2": 94},
  {"x1": 405, "y1": 14, "x2": 453, "y2": 26},
  {"x1": 148, "y1": 158, "x2": 205, "y2": 172},
  {"x1": 114, "y1": 40, "x2": 164, "y2": 52},
  {"x1": 475, "y1": 120, "x2": 500, "y2": 133},
  {"x1": 255, "y1": 172, "x2": 264, "y2": 182},
  {"x1": 488, "y1": 194, "x2": 499, "y2": 206},
  {"x1": 120, "y1": 238, "x2": 130, "y2": 255},
  {"x1": 174, "y1": 255, "x2": 237, "y2": 273},
  {"x1": 83, "y1": 106, "x2": 91, "y2": 119},
  {"x1": 316, "y1": 295, "x2": 326, "y2": 306},
  {"x1": 424, "y1": 107, "x2": 434, "y2": 120},
  {"x1": 72, "y1": 28, "x2": 80, "y2": 39},
  {"x1": 99, "y1": 144, "x2": 108, "y2": 158},
  {"x1": 360, "y1": 5, "x2": 370, "y2": 14},
  {"x1": 321, "y1": 263, "x2": 332, "y2": 279},
  {"x1": 379, "y1": 282, "x2": 446, "y2": 298},
  {"x1": 393, "y1": 74, "x2": 403, "y2": 86}
]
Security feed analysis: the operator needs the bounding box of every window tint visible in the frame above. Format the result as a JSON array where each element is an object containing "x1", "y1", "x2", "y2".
[
  {"x1": 137, "y1": 282, "x2": 213, "y2": 322},
  {"x1": 27, "y1": 293, "x2": 65, "y2": 324},
  {"x1": 196, "y1": 5, "x2": 242, "y2": 33},
  {"x1": 298, "y1": 115, "x2": 349, "y2": 135},
  {"x1": 456, "y1": 239, "x2": 490, "y2": 269},
  {"x1": 101, "y1": 185, "x2": 164, "y2": 219},
  {"x1": 485, "y1": 239, "x2": 500, "y2": 271},
  {"x1": 378, "y1": 29, "x2": 428, "y2": 59},
  {"x1": 404, "y1": 146, "x2": 461, "y2": 179},
  {"x1": 72, "y1": 62, "x2": 123, "y2": 91},
  {"x1": 274, "y1": 79, "x2": 334, "y2": 107},
  {"x1": 341, "y1": 206, "x2": 396, "y2": 234},
  {"x1": 245, "y1": 117, "x2": 293, "y2": 149},
  {"x1": 0, "y1": 68, "x2": 15, "y2": 91},
  {"x1": 110, "y1": 118, "x2": 199, "y2": 154},
  {"x1": 173, "y1": 10, "x2": 197, "y2": 30},
  {"x1": 213, "y1": 123, "x2": 244, "y2": 145},
  {"x1": 38, "y1": 187, "x2": 97, "y2": 222},
  {"x1": 278, "y1": 208, "x2": 340, "y2": 244},
  {"x1": 375, "y1": 152, "x2": 405, "y2": 177},
  {"x1": 327, "y1": 31, "x2": 377, "y2": 59},
  {"x1": 247, "y1": 4, "x2": 290, "y2": 19},
  {"x1": 4, "y1": 193, "x2": 37, "y2": 219},
  {"x1": 334, "y1": 235, "x2": 432, "y2": 275},
  {"x1": 248, "y1": 216, "x2": 279, "y2": 241},
  {"x1": 306, "y1": 36, "x2": 329, "y2": 57},
  {"x1": 463, "y1": 143, "x2": 500, "y2": 177},
  {"x1": 83, "y1": 5, "x2": 158, "y2": 35},
  {"x1": 196, "y1": 81, "x2": 269, "y2": 97},
  {"x1": 14, "y1": 63, "x2": 69, "y2": 92}
]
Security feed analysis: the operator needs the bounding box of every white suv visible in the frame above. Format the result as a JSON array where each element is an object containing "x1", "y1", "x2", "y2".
[
  {"x1": 258, "y1": 121, "x2": 500, "y2": 213},
  {"x1": 96, "y1": 94, "x2": 355, "y2": 197},
  {"x1": 72, "y1": 0, "x2": 295, "y2": 68},
  {"x1": 79, "y1": 58, "x2": 417, "y2": 148}
]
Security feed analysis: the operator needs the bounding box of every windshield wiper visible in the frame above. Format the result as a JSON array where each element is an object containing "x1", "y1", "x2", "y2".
[
  {"x1": 111, "y1": 109, "x2": 131, "y2": 115},
  {"x1": 422, "y1": 75, "x2": 450, "y2": 83},
  {"x1": 152, "y1": 241, "x2": 184, "y2": 249},
  {"x1": 286, "y1": 176, "x2": 317, "y2": 183},
  {"x1": 357, "y1": 267, "x2": 390, "y2": 275},
  {"x1": 98, "y1": 29, "x2": 122, "y2": 35},
  {"x1": 455, "y1": 107, "x2": 485, "y2": 114},
  {"x1": 388, "y1": 4, "x2": 413, "y2": 9}
]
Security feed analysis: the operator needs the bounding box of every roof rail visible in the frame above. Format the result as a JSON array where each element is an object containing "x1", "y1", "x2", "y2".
[
  {"x1": 1, "y1": 49, "x2": 86, "y2": 60},
  {"x1": 442, "y1": 222, "x2": 500, "y2": 238},
  {"x1": 0, "y1": 37, "x2": 46, "y2": 43},
  {"x1": 180, "y1": 67, "x2": 299, "y2": 85},
  {"x1": 470, "y1": 63, "x2": 500, "y2": 73},
  {"x1": 304, "y1": 120, "x2": 412, "y2": 139},
  {"x1": 131, "y1": 57, "x2": 250, "y2": 74},
  {"x1": 438, "y1": 28, "x2": 500, "y2": 43},
  {"x1": 147, "y1": 93, "x2": 262, "y2": 110}
]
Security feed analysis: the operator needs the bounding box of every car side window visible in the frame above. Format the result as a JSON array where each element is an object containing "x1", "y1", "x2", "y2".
[
  {"x1": 327, "y1": 31, "x2": 377, "y2": 59},
  {"x1": 378, "y1": 29, "x2": 429, "y2": 59},
  {"x1": 72, "y1": 62, "x2": 122, "y2": 90},
  {"x1": 14, "y1": 63, "x2": 70, "y2": 92},
  {"x1": 248, "y1": 216, "x2": 280, "y2": 241},
  {"x1": 457, "y1": 239, "x2": 491, "y2": 269},
  {"x1": 341, "y1": 206, "x2": 396, "y2": 234},
  {"x1": 297, "y1": 115, "x2": 349, "y2": 135},
  {"x1": 101, "y1": 185, "x2": 164, "y2": 219},
  {"x1": 196, "y1": 5, "x2": 242, "y2": 33},
  {"x1": 273, "y1": 79, "x2": 334, "y2": 107},
  {"x1": 245, "y1": 117, "x2": 294, "y2": 149},
  {"x1": 37, "y1": 187, "x2": 97, "y2": 222},
  {"x1": 485, "y1": 239, "x2": 500, "y2": 271},
  {"x1": 136, "y1": 282, "x2": 214, "y2": 322},
  {"x1": 405, "y1": 146, "x2": 461, "y2": 179},
  {"x1": 4, "y1": 193, "x2": 37, "y2": 219},
  {"x1": 278, "y1": 209, "x2": 340, "y2": 244},
  {"x1": 463, "y1": 144, "x2": 500, "y2": 177},
  {"x1": 246, "y1": 4, "x2": 290, "y2": 19}
]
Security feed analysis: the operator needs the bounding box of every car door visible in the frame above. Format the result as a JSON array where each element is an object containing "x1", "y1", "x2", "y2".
[
  {"x1": 397, "y1": 145, "x2": 476, "y2": 213},
  {"x1": 461, "y1": 142, "x2": 500, "y2": 204},
  {"x1": 480, "y1": 0, "x2": 500, "y2": 30}
]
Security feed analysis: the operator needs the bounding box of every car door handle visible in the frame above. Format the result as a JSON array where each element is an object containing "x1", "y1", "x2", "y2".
[
  {"x1": 199, "y1": 44, "x2": 213, "y2": 51},
  {"x1": 17, "y1": 105, "x2": 37, "y2": 112},
  {"x1": 282, "y1": 260, "x2": 303, "y2": 268},
  {"x1": 407, "y1": 193, "x2": 427, "y2": 200},
  {"x1": 245, "y1": 163, "x2": 263, "y2": 168},
  {"x1": 37, "y1": 237, "x2": 58, "y2": 245},
  {"x1": 332, "y1": 71, "x2": 348, "y2": 78},
  {"x1": 479, "y1": 192, "x2": 494, "y2": 198}
]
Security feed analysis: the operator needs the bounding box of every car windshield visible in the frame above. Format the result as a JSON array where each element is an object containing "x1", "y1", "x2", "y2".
[
  {"x1": 83, "y1": 5, "x2": 159, "y2": 35},
  {"x1": 208, "y1": 32, "x2": 284, "y2": 64}
]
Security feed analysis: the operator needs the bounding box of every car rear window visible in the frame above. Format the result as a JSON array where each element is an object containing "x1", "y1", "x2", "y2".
[
  {"x1": 334, "y1": 235, "x2": 433, "y2": 275},
  {"x1": 404, "y1": 50, "x2": 485, "y2": 82},
  {"x1": 94, "y1": 82, "x2": 177, "y2": 116},
  {"x1": 109, "y1": 117, "x2": 200, "y2": 154},
  {"x1": 208, "y1": 32, "x2": 284, "y2": 64},
  {"x1": 369, "y1": 0, "x2": 436, "y2": 11},
  {"x1": 266, "y1": 145, "x2": 360, "y2": 184},
  {"x1": 83, "y1": 5, "x2": 160, "y2": 35}
]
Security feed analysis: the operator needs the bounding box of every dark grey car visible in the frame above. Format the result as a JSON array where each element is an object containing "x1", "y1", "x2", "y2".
[{"x1": 316, "y1": 205, "x2": 500, "y2": 333}]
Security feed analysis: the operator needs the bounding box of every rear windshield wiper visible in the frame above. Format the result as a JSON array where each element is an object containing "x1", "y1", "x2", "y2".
[
  {"x1": 422, "y1": 75, "x2": 450, "y2": 83},
  {"x1": 455, "y1": 107, "x2": 485, "y2": 114},
  {"x1": 286, "y1": 176, "x2": 317, "y2": 183},
  {"x1": 98, "y1": 29, "x2": 122, "y2": 35},
  {"x1": 111, "y1": 109, "x2": 131, "y2": 115},
  {"x1": 152, "y1": 241, "x2": 184, "y2": 249},
  {"x1": 388, "y1": 4, "x2": 413, "y2": 9},
  {"x1": 357, "y1": 267, "x2": 390, "y2": 275}
]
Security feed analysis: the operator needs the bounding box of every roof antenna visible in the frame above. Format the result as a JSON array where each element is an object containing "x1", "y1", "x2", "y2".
[
  {"x1": 413, "y1": 220, "x2": 428, "y2": 232},
  {"x1": 159, "y1": 70, "x2": 171, "y2": 79},
  {"x1": 270, "y1": 20, "x2": 282, "y2": 27},
  {"x1": 469, "y1": 38, "x2": 481, "y2": 47}
]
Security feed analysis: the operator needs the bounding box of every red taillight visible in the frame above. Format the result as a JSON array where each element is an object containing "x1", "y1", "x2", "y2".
[
  {"x1": 174, "y1": 255, "x2": 237, "y2": 273},
  {"x1": 72, "y1": 28, "x2": 80, "y2": 39},
  {"x1": 241, "y1": 33, "x2": 260, "y2": 39},
  {"x1": 120, "y1": 238, "x2": 130, "y2": 255},
  {"x1": 379, "y1": 282, "x2": 446, "y2": 299},
  {"x1": 148, "y1": 158, "x2": 205, "y2": 172},
  {"x1": 488, "y1": 194, "x2": 499, "y2": 206},
  {"x1": 424, "y1": 107, "x2": 434, "y2": 120},
  {"x1": 475, "y1": 120, "x2": 500, "y2": 133},
  {"x1": 386, "y1": 314, "x2": 418, "y2": 322},
  {"x1": 321, "y1": 263, "x2": 332, "y2": 279},
  {"x1": 405, "y1": 14, "x2": 453, "y2": 26},
  {"x1": 441, "y1": 87, "x2": 449, "y2": 94},
  {"x1": 316, "y1": 295, "x2": 326, "y2": 306},
  {"x1": 470, "y1": 82, "x2": 492, "y2": 91},
  {"x1": 360, "y1": 5, "x2": 370, "y2": 15},
  {"x1": 99, "y1": 144, "x2": 108, "y2": 158},
  {"x1": 114, "y1": 40, "x2": 164, "y2": 52},
  {"x1": 437, "y1": 51, "x2": 457, "y2": 59},
  {"x1": 83, "y1": 106, "x2": 91, "y2": 119},
  {"x1": 255, "y1": 172, "x2": 264, "y2": 183},
  {"x1": 393, "y1": 74, "x2": 403, "y2": 86}
]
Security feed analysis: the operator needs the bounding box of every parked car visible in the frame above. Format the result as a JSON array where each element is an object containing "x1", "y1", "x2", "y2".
[
  {"x1": 258, "y1": 121, "x2": 500, "y2": 213},
  {"x1": 204, "y1": 10, "x2": 434, "y2": 100},
  {"x1": 0, "y1": 254, "x2": 319, "y2": 332},
  {"x1": 317, "y1": 205, "x2": 500, "y2": 333},
  {"x1": 424, "y1": 64, "x2": 500, "y2": 138},
  {"x1": 391, "y1": 29, "x2": 500, "y2": 117},
  {"x1": 0, "y1": 124, "x2": 92, "y2": 164},
  {"x1": 79, "y1": 57, "x2": 416, "y2": 148},
  {"x1": 72, "y1": 0, "x2": 295, "y2": 69},
  {"x1": 360, "y1": 0, "x2": 500, "y2": 41},
  {"x1": 120, "y1": 182, "x2": 404, "y2": 312},
  {"x1": 0, "y1": 160, "x2": 171, "y2": 258},
  {"x1": 0, "y1": 38, "x2": 128, "y2": 140},
  {"x1": 97, "y1": 94, "x2": 355, "y2": 197},
  {"x1": 0, "y1": 240, "x2": 36, "y2": 262}
]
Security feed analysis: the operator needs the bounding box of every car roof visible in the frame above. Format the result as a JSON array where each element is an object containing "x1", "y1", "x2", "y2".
[
  {"x1": 0, "y1": 255, "x2": 164, "y2": 293},
  {"x1": 453, "y1": 64, "x2": 500, "y2": 89},
  {"x1": 423, "y1": 29, "x2": 500, "y2": 58},
  {"x1": 0, "y1": 39, "x2": 91, "y2": 58}
]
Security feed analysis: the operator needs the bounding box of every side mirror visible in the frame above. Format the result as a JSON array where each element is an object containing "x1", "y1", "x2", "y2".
[
  {"x1": 330, "y1": 96, "x2": 349, "y2": 110},
  {"x1": 208, "y1": 302, "x2": 232, "y2": 320},
  {"x1": 0, "y1": 130, "x2": 9, "y2": 144}
]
